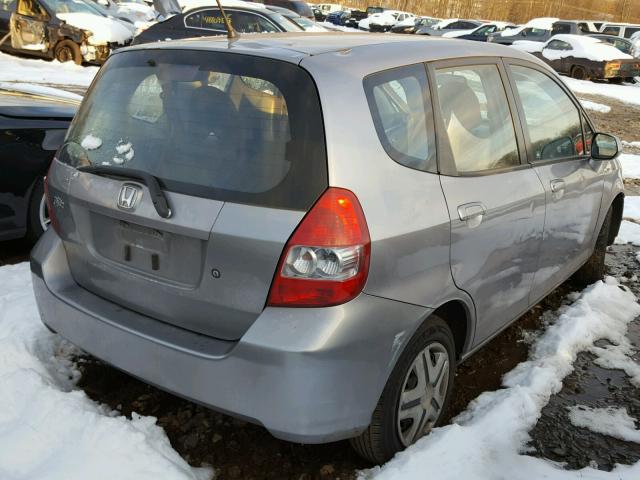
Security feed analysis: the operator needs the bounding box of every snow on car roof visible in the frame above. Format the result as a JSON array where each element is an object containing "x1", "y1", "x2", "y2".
[
  {"x1": 500, "y1": 17, "x2": 558, "y2": 37},
  {"x1": 550, "y1": 34, "x2": 633, "y2": 61},
  {"x1": 512, "y1": 34, "x2": 633, "y2": 61}
]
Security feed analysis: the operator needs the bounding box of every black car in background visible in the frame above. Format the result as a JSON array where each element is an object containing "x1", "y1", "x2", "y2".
[
  {"x1": 0, "y1": 87, "x2": 77, "y2": 242},
  {"x1": 132, "y1": 3, "x2": 301, "y2": 44}
]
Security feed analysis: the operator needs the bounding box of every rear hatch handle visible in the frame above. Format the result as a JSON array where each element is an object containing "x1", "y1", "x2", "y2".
[{"x1": 77, "y1": 165, "x2": 172, "y2": 219}]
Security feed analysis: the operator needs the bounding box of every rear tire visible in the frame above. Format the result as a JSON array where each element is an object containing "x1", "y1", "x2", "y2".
[
  {"x1": 571, "y1": 65, "x2": 589, "y2": 81},
  {"x1": 350, "y1": 316, "x2": 456, "y2": 464},
  {"x1": 573, "y1": 208, "x2": 611, "y2": 286},
  {"x1": 54, "y1": 40, "x2": 82, "y2": 65}
]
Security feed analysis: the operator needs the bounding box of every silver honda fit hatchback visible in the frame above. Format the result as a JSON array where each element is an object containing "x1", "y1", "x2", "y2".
[{"x1": 32, "y1": 33, "x2": 625, "y2": 463}]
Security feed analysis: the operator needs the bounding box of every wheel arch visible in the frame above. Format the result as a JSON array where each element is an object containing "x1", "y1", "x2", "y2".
[
  {"x1": 608, "y1": 192, "x2": 625, "y2": 246},
  {"x1": 429, "y1": 299, "x2": 474, "y2": 361}
]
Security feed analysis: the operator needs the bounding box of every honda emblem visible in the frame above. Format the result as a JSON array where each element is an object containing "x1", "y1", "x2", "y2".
[{"x1": 117, "y1": 184, "x2": 140, "y2": 210}]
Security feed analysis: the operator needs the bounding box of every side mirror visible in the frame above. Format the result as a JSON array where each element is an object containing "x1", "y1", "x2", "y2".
[{"x1": 591, "y1": 133, "x2": 620, "y2": 160}]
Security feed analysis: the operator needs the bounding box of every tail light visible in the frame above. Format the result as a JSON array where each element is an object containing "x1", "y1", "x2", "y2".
[
  {"x1": 44, "y1": 161, "x2": 61, "y2": 234},
  {"x1": 267, "y1": 188, "x2": 371, "y2": 307}
]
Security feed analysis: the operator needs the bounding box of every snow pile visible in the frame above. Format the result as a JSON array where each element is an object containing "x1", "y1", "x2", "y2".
[
  {"x1": 364, "y1": 278, "x2": 640, "y2": 480},
  {"x1": 81, "y1": 134, "x2": 103, "y2": 151},
  {"x1": 623, "y1": 140, "x2": 640, "y2": 149},
  {"x1": 568, "y1": 406, "x2": 640, "y2": 443},
  {"x1": 0, "y1": 52, "x2": 97, "y2": 87},
  {"x1": 563, "y1": 77, "x2": 640, "y2": 106},
  {"x1": 580, "y1": 99, "x2": 611, "y2": 113},
  {"x1": 619, "y1": 153, "x2": 640, "y2": 179},
  {"x1": 624, "y1": 196, "x2": 640, "y2": 220},
  {"x1": 542, "y1": 35, "x2": 631, "y2": 62},
  {"x1": 0, "y1": 263, "x2": 212, "y2": 480},
  {"x1": 57, "y1": 13, "x2": 134, "y2": 45},
  {"x1": 616, "y1": 222, "x2": 640, "y2": 246},
  {"x1": 616, "y1": 196, "x2": 640, "y2": 247},
  {"x1": 0, "y1": 82, "x2": 82, "y2": 102},
  {"x1": 320, "y1": 21, "x2": 360, "y2": 32},
  {"x1": 511, "y1": 40, "x2": 544, "y2": 53}
]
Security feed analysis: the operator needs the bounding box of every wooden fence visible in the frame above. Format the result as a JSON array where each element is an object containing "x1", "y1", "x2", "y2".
[{"x1": 338, "y1": 0, "x2": 640, "y2": 24}]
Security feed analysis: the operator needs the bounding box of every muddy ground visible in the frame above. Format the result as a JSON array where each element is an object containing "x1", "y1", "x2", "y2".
[
  {"x1": 578, "y1": 91, "x2": 640, "y2": 146},
  {"x1": 1, "y1": 85, "x2": 639, "y2": 480},
  {"x1": 529, "y1": 245, "x2": 640, "y2": 471}
]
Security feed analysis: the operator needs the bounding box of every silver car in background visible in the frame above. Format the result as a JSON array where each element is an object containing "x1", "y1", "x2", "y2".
[{"x1": 32, "y1": 33, "x2": 624, "y2": 463}]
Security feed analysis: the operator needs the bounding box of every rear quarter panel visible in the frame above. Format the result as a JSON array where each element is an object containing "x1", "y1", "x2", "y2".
[{"x1": 300, "y1": 48, "x2": 476, "y2": 345}]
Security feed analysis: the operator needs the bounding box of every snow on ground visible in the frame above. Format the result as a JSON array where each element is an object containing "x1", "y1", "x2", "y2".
[
  {"x1": 620, "y1": 153, "x2": 640, "y2": 180},
  {"x1": 616, "y1": 221, "x2": 640, "y2": 246},
  {"x1": 319, "y1": 22, "x2": 361, "y2": 32},
  {"x1": 616, "y1": 196, "x2": 640, "y2": 247},
  {"x1": 625, "y1": 196, "x2": 640, "y2": 220},
  {"x1": 363, "y1": 278, "x2": 640, "y2": 480},
  {"x1": 0, "y1": 52, "x2": 97, "y2": 87},
  {"x1": 623, "y1": 141, "x2": 640, "y2": 149},
  {"x1": 0, "y1": 263, "x2": 212, "y2": 480},
  {"x1": 568, "y1": 406, "x2": 640, "y2": 443},
  {"x1": 580, "y1": 99, "x2": 611, "y2": 113},
  {"x1": 563, "y1": 77, "x2": 640, "y2": 106}
]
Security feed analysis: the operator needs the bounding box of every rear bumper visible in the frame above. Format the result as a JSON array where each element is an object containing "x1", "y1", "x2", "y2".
[{"x1": 31, "y1": 230, "x2": 429, "y2": 443}]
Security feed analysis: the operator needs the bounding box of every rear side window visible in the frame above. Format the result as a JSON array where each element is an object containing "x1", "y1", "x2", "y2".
[
  {"x1": 625, "y1": 27, "x2": 640, "y2": 39},
  {"x1": 61, "y1": 49, "x2": 327, "y2": 210},
  {"x1": 510, "y1": 66, "x2": 583, "y2": 161},
  {"x1": 435, "y1": 65, "x2": 519, "y2": 174},
  {"x1": 186, "y1": 9, "x2": 280, "y2": 33},
  {"x1": 602, "y1": 26, "x2": 620, "y2": 35},
  {"x1": 364, "y1": 64, "x2": 436, "y2": 172},
  {"x1": 551, "y1": 23, "x2": 570, "y2": 35}
]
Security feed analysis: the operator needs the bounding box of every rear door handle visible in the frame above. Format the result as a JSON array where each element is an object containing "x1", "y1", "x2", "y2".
[
  {"x1": 550, "y1": 179, "x2": 566, "y2": 193},
  {"x1": 458, "y1": 202, "x2": 486, "y2": 228}
]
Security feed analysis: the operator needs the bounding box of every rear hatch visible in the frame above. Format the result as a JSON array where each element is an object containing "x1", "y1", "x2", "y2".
[{"x1": 51, "y1": 48, "x2": 327, "y2": 340}]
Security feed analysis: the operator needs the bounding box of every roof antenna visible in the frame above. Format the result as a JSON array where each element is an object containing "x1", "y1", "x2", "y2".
[{"x1": 215, "y1": 0, "x2": 238, "y2": 40}]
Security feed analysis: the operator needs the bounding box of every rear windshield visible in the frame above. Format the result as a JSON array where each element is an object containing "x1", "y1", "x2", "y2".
[{"x1": 61, "y1": 49, "x2": 327, "y2": 210}]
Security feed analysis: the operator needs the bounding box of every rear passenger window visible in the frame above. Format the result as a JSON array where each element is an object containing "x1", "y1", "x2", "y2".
[
  {"x1": 364, "y1": 64, "x2": 436, "y2": 172},
  {"x1": 435, "y1": 65, "x2": 520, "y2": 174},
  {"x1": 625, "y1": 27, "x2": 640, "y2": 39},
  {"x1": 510, "y1": 66, "x2": 583, "y2": 161},
  {"x1": 602, "y1": 26, "x2": 620, "y2": 36}
]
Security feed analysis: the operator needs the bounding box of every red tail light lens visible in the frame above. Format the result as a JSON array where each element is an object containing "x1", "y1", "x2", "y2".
[{"x1": 267, "y1": 188, "x2": 371, "y2": 307}]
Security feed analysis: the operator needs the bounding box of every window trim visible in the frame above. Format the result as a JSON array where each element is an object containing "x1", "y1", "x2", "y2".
[
  {"x1": 502, "y1": 58, "x2": 592, "y2": 166},
  {"x1": 363, "y1": 62, "x2": 438, "y2": 174},
  {"x1": 183, "y1": 7, "x2": 281, "y2": 33},
  {"x1": 426, "y1": 56, "x2": 529, "y2": 177}
]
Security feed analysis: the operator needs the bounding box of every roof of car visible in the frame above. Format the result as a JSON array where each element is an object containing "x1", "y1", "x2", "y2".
[{"x1": 124, "y1": 31, "x2": 543, "y2": 68}]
